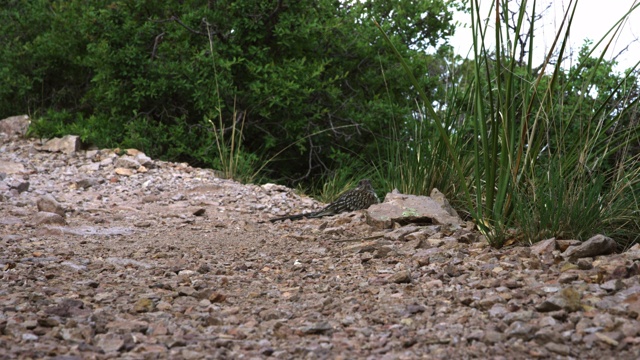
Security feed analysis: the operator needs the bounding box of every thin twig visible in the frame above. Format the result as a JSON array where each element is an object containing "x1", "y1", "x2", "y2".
[
  {"x1": 151, "y1": 32, "x2": 165, "y2": 61},
  {"x1": 171, "y1": 16, "x2": 207, "y2": 35}
]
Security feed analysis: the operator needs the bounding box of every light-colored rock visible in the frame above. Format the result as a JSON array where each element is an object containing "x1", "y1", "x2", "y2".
[
  {"x1": 78, "y1": 162, "x2": 101, "y2": 172},
  {"x1": 125, "y1": 148, "x2": 142, "y2": 156},
  {"x1": 135, "y1": 152, "x2": 155, "y2": 168},
  {"x1": 0, "y1": 115, "x2": 30, "y2": 137},
  {"x1": 261, "y1": 183, "x2": 290, "y2": 193},
  {"x1": 94, "y1": 333, "x2": 125, "y2": 353},
  {"x1": 0, "y1": 161, "x2": 26, "y2": 174},
  {"x1": 367, "y1": 192, "x2": 463, "y2": 229},
  {"x1": 41, "y1": 135, "x2": 80, "y2": 154},
  {"x1": 114, "y1": 168, "x2": 134, "y2": 176}
]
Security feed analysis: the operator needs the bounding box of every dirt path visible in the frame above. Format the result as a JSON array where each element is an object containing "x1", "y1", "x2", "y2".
[{"x1": 1, "y1": 136, "x2": 640, "y2": 359}]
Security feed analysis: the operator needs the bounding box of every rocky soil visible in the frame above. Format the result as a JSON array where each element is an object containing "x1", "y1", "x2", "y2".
[{"x1": 1, "y1": 118, "x2": 640, "y2": 359}]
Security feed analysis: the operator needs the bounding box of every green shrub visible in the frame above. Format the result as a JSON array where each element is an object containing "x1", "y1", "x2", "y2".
[{"x1": 0, "y1": 0, "x2": 460, "y2": 186}]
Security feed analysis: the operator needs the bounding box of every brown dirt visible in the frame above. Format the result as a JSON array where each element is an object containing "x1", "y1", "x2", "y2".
[{"x1": 1, "y1": 137, "x2": 640, "y2": 359}]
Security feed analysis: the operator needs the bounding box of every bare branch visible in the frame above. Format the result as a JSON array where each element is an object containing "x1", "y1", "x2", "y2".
[
  {"x1": 151, "y1": 32, "x2": 165, "y2": 61},
  {"x1": 268, "y1": 0, "x2": 284, "y2": 22},
  {"x1": 170, "y1": 15, "x2": 207, "y2": 35}
]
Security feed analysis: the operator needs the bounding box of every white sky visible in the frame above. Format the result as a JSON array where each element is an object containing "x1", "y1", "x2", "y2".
[{"x1": 450, "y1": 0, "x2": 640, "y2": 72}]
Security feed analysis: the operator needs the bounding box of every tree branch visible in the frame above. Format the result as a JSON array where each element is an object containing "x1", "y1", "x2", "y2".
[{"x1": 151, "y1": 32, "x2": 165, "y2": 61}]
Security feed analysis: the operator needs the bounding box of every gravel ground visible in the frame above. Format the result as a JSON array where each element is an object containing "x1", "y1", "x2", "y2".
[{"x1": 1, "y1": 136, "x2": 640, "y2": 359}]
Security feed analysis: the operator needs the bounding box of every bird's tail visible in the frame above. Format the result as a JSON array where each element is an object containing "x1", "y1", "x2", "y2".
[{"x1": 269, "y1": 211, "x2": 319, "y2": 223}]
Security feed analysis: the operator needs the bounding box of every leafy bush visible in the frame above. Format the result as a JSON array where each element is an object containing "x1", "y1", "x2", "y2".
[{"x1": 1, "y1": 0, "x2": 460, "y2": 184}]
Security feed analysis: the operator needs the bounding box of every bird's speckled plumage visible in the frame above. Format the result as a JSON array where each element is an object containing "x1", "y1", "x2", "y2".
[{"x1": 269, "y1": 179, "x2": 379, "y2": 223}]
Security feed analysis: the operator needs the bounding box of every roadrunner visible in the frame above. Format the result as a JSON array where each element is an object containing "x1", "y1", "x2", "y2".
[{"x1": 269, "y1": 179, "x2": 379, "y2": 223}]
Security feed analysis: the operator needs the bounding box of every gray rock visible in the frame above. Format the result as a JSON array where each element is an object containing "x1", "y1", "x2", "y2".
[
  {"x1": 105, "y1": 257, "x2": 152, "y2": 269},
  {"x1": 563, "y1": 234, "x2": 617, "y2": 260},
  {"x1": 79, "y1": 162, "x2": 101, "y2": 172},
  {"x1": 41, "y1": 135, "x2": 80, "y2": 154},
  {"x1": 135, "y1": 152, "x2": 155, "y2": 168},
  {"x1": 85, "y1": 149, "x2": 100, "y2": 159},
  {"x1": 115, "y1": 156, "x2": 141, "y2": 169},
  {"x1": 100, "y1": 157, "x2": 114, "y2": 167},
  {"x1": 37, "y1": 194, "x2": 66, "y2": 216}
]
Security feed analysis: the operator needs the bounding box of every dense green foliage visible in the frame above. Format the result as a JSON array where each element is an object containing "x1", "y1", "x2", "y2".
[{"x1": 1, "y1": 0, "x2": 459, "y2": 184}]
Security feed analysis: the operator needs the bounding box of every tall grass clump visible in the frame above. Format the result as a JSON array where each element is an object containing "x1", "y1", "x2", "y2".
[
  {"x1": 378, "y1": 0, "x2": 640, "y2": 247},
  {"x1": 205, "y1": 21, "x2": 259, "y2": 183}
]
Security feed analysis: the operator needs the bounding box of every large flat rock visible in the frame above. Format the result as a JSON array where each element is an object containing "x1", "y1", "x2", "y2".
[{"x1": 367, "y1": 192, "x2": 463, "y2": 229}]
